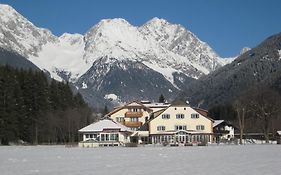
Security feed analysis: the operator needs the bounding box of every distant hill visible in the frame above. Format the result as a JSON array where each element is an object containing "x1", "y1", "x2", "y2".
[
  {"x1": 0, "y1": 47, "x2": 40, "y2": 71},
  {"x1": 182, "y1": 32, "x2": 281, "y2": 108}
]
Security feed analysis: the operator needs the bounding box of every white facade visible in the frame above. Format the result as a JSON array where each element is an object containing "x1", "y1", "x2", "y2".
[
  {"x1": 149, "y1": 103, "x2": 213, "y2": 145},
  {"x1": 108, "y1": 101, "x2": 152, "y2": 131},
  {"x1": 103, "y1": 100, "x2": 216, "y2": 146},
  {"x1": 78, "y1": 119, "x2": 132, "y2": 147}
]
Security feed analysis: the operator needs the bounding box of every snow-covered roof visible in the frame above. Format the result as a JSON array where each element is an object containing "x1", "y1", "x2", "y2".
[
  {"x1": 277, "y1": 131, "x2": 281, "y2": 135},
  {"x1": 213, "y1": 120, "x2": 224, "y2": 127},
  {"x1": 142, "y1": 102, "x2": 170, "y2": 108},
  {"x1": 127, "y1": 102, "x2": 142, "y2": 106},
  {"x1": 79, "y1": 119, "x2": 131, "y2": 133},
  {"x1": 107, "y1": 101, "x2": 153, "y2": 116}
]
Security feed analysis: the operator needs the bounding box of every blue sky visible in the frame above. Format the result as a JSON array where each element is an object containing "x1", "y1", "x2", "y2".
[{"x1": 1, "y1": 0, "x2": 280, "y2": 57}]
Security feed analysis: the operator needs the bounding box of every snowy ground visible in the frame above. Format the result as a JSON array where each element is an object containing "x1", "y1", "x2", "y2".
[{"x1": 0, "y1": 144, "x2": 280, "y2": 175}]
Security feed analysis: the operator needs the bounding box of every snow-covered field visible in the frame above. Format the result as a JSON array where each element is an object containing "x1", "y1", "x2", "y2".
[{"x1": 0, "y1": 145, "x2": 280, "y2": 175}]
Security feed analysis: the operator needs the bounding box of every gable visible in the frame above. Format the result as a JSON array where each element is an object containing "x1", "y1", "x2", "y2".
[
  {"x1": 107, "y1": 101, "x2": 153, "y2": 116},
  {"x1": 127, "y1": 102, "x2": 142, "y2": 107},
  {"x1": 151, "y1": 106, "x2": 213, "y2": 122}
]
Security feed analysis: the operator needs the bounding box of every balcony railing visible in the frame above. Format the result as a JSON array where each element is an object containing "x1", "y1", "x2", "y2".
[
  {"x1": 125, "y1": 111, "x2": 143, "y2": 118},
  {"x1": 124, "y1": 121, "x2": 142, "y2": 127}
]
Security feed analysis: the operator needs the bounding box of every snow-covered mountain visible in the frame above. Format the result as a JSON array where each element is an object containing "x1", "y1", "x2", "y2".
[
  {"x1": 139, "y1": 17, "x2": 225, "y2": 72},
  {"x1": 181, "y1": 32, "x2": 281, "y2": 108},
  {"x1": 0, "y1": 4, "x2": 234, "y2": 107},
  {"x1": 0, "y1": 4, "x2": 56, "y2": 57}
]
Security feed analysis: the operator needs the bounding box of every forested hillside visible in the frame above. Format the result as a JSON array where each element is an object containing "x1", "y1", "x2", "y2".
[{"x1": 0, "y1": 65, "x2": 95, "y2": 145}]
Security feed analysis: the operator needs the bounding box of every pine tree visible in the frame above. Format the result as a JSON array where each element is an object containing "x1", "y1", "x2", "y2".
[
  {"x1": 158, "y1": 94, "x2": 165, "y2": 103},
  {"x1": 103, "y1": 105, "x2": 109, "y2": 116},
  {"x1": 0, "y1": 65, "x2": 94, "y2": 144}
]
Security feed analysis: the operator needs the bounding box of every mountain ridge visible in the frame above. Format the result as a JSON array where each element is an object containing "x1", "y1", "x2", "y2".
[
  {"x1": 0, "y1": 4, "x2": 235, "y2": 107},
  {"x1": 181, "y1": 32, "x2": 281, "y2": 108}
]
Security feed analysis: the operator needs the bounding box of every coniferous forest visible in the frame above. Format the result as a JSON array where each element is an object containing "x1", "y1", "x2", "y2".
[{"x1": 0, "y1": 65, "x2": 95, "y2": 145}]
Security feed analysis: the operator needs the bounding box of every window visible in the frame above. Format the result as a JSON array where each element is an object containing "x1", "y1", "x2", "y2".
[
  {"x1": 130, "y1": 117, "x2": 139, "y2": 122},
  {"x1": 110, "y1": 134, "x2": 119, "y2": 141},
  {"x1": 196, "y1": 125, "x2": 205, "y2": 130},
  {"x1": 129, "y1": 108, "x2": 141, "y2": 112},
  {"x1": 157, "y1": 126, "x2": 166, "y2": 131},
  {"x1": 162, "y1": 114, "x2": 170, "y2": 119},
  {"x1": 184, "y1": 108, "x2": 186, "y2": 110},
  {"x1": 130, "y1": 127, "x2": 137, "y2": 131},
  {"x1": 175, "y1": 108, "x2": 177, "y2": 110},
  {"x1": 176, "y1": 114, "x2": 185, "y2": 119},
  {"x1": 101, "y1": 134, "x2": 105, "y2": 141},
  {"x1": 191, "y1": 113, "x2": 199, "y2": 119},
  {"x1": 116, "y1": 117, "x2": 124, "y2": 123},
  {"x1": 85, "y1": 134, "x2": 90, "y2": 138},
  {"x1": 175, "y1": 125, "x2": 187, "y2": 130},
  {"x1": 100, "y1": 133, "x2": 119, "y2": 141}
]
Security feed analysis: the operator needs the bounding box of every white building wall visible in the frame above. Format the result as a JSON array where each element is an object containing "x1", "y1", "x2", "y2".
[
  {"x1": 150, "y1": 106, "x2": 213, "y2": 135},
  {"x1": 109, "y1": 107, "x2": 150, "y2": 129}
]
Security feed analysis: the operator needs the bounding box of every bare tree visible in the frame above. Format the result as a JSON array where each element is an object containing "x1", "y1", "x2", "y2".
[
  {"x1": 247, "y1": 85, "x2": 281, "y2": 143},
  {"x1": 233, "y1": 98, "x2": 248, "y2": 145}
]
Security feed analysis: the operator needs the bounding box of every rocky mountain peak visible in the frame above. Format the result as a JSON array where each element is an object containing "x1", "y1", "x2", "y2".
[
  {"x1": 240, "y1": 47, "x2": 251, "y2": 55},
  {"x1": 85, "y1": 18, "x2": 135, "y2": 40},
  {"x1": 59, "y1": 33, "x2": 84, "y2": 45},
  {"x1": 140, "y1": 18, "x2": 224, "y2": 72},
  {"x1": 0, "y1": 4, "x2": 56, "y2": 57},
  {"x1": 83, "y1": 18, "x2": 151, "y2": 63},
  {"x1": 144, "y1": 17, "x2": 170, "y2": 28},
  {"x1": 0, "y1": 4, "x2": 237, "y2": 107}
]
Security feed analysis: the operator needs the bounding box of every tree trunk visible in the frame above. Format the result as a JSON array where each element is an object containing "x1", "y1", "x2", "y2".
[
  {"x1": 237, "y1": 108, "x2": 246, "y2": 145},
  {"x1": 264, "y1": 116, "x2": 269, "y2": 143},
  {"x1": 34, "y1": 123, "x2": 38, "y2": 145}
]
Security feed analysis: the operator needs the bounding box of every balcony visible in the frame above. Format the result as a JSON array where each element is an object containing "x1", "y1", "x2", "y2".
[
  {"x1": 124, "y1": 121, "x2": 142, "y2": 127},
  {"x1": 125, "y1": 111, "x2": 143, "y2": 118}
]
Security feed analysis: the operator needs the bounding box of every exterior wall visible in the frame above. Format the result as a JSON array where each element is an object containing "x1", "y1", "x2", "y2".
[
  {"x1": 109, "y1": 107, "x2": 150, "y2": 130},
  {"x1": 82, "y1": 132, "x2": 130, "y2": 142},
  {"x1": 149, "y1": 106, "x2": 213, "y2": 135},
  {"x1": 110, "y1": 108, "x2": 128, "y2": 123},
  {"x1": 79, "y1": 131, "x2": 131, "y2": 147}
]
